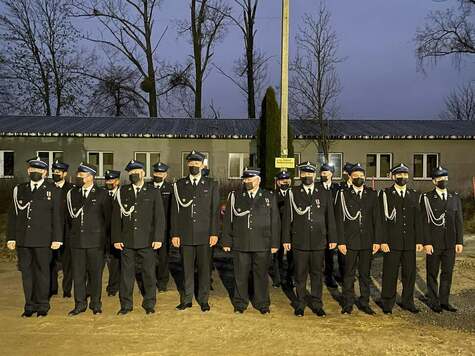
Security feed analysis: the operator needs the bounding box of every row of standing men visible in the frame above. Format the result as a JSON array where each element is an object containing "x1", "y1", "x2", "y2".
[{"x1": 6, "y1": 151, "x2": 463, "y2": 317}]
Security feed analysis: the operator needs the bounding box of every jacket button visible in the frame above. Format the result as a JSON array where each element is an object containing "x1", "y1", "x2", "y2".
[{"x1": 134, "y1": 227, "x2": 138, "y2": 230}]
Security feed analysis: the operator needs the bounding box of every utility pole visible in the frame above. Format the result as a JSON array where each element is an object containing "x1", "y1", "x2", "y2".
[{"x1": 280, "y1": 0, "x2": 289, "y2": 158}]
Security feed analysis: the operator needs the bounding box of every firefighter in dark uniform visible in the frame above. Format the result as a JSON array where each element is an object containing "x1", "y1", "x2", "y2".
[
  {"x1": 319, "y1": 162, "x2": 345, "y2": 288},
  {"x1": 222, "y1": 168, "x2": 280, "y2": 314},
  {"x1": 51, "y1": 160, "x2": 74, "y2": 298},
  {"x1": 268, "y1": 170, "x2": 293, "y2": 289},
  {"x1": 67, "y1": 163, "x2": 111, "y2": 315},
  {"x1": 379, "y1": 163, "x2": 423, "y2": 314},
  {"x1": 421, "y1": 166, "x2": 464, "y2": 313},
  {"x1": 104, "y1": 169, "x2": 121, "y2": 297},
  {"x1": 7, "y1": 157, "x2": 63, "y2": 317},
  {"x1": 112, "y1": 160, "x2": 166, "y2": 315},
  {"x1": 335, "y1": 163, "x2": 381, "y2": 315},
  {"x1": 171, "y1": 151, "x2": 220, "y2": 312},
  {"x1": 149, "y1": 162, "x2": 173, "y2": 292},
  {"x1": 282, "y1": 162, "x2": 337, "y2": 317},
  {"x1": 340, "y1": 162, "x2": 354, "y2": 190}
]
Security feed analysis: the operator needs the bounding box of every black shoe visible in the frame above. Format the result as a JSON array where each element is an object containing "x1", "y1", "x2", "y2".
[
  {"x1": 294, "y1": 308, "x2": 304, "y2": 317},
  {"x1": 259, "y1": 308, "x2": 270, "y2": 315},
  {"x1": 382, "y1": 307, "x2": 392, "y2": 314},
  {"x1": 37, "y1": 311, "x2": 48, "y2": 318},
  {"x1": 234, "y1": 307, "x2": 244, "y2": 314},
  {"x1": 68, "y1": 308, "x2": 86, "y2": 316},
  {"x1": 21, "y1": 311, "x2": 35, "y2": 318},
  {"x1": 200, "y1": 303, "x2": 210, "y2": 312},
  {"x1": 117, "y1": 309, "x2": 131, "y2": 315},
  {"x1": 341, "y1": 306, "x2": 353, "y2": 314},
  {"x1": 107, "y1": 291, "x2": 117, "y2": 297},
  {"x1": 361, "y1": 305, "x2": 376, "y2": 315},
  {"x1": 312, "y1": 308, "x2": 326, "y2": 317},
  {"x1": 93, "y1": 309, "x2": 102, "y2": 315},
  {"x1": 176, "y1": 303, "x2": 192, "y2": 311},
  {"x1": 145, "y1": 308, "x2": 155, "y2": 315},
  {"x1": 325, "y1": 277, "x2": 338, "y2": 289},
  {"x1": 430, "y1": 304, "x2": 443, "y2": 313},
  {"x1": 63, "y1": 292, "x2": 72, "y2": 298},
  {"x1": 441, "y1": 304, "x2": 457, "y2": 312},
  {"x1": 397, "y1": 302, "x2": 419, "y2": 314}
]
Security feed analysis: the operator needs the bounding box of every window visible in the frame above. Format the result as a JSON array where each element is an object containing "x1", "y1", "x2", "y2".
[
  {"x1": 181, "y1": 152, "x2": 209, "y2": 177},
  {"x1": 413, "y1": 153, "x2": 439, "y2": 179},
  {"x1": 87, "y1": 152, "x2": 114, "y2": 178},
  {"x1": 135, "y1": 152, "x2": 160, "y2": 178},
  {"x1": 317, "y1": 152, "x2": 343, "y2": 179},
  {"x1": 366, "y1": 153, "x2": 392, "y2": 179},
  {"x1": 37, "y1": 151, "x2": 63, "y2": 177},
  {"x1": 228, "y1": 153, "x2": 250, "y2": 179},
  {"x1": 0, "y1": 150, "x2": 14, "y2": 177}
]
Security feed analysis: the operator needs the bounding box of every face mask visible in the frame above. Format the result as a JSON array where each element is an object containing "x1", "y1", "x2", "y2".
[
  {"x1": 75, "y1": 177, "x2": 85, "y2": 187},
  {"x1": 105, "y1": 183, "x2": 115, "y2": 190},
  {"x1": 342, "y1": 173, "x2": 349, "y2": 182},
  {"x1": 29, "y1": 172, "x2": 43, "y2": 182},
  {"x1": 244, "y1": 182, "x2": 254, "y2": 191},
  {"x1": 301, "y1": 177, "x2": 314, "y2": 186},
  {"x1": 189, "y1": 166, "x2": 200, "y2": 176},
  {"x1": 280, "y1": 184, "x2": 290, "y2": 191},
  {"x1": 52, "y1": 173, "x2": 63, "y2": 183},
  {"x1": 395, "y1": 178, "x2": 408, "y2": 187},
  {"x1": 202, "y1": 168, "x2": 210, "y2": 177},
  {"x1": 129, "y1": 173, "x2": 140, "y2": 184},
  {"x1": 352, "y1": 178, "x2": 365, "y2": 188},
  {"x1": 320, "y1": 176, "x2": 328, "y2": 183},
  {"x1": 436, "y1": 180, "x2": 448, "y2": 190},
  {"x1": 153, "y1": 176, "x2": 164, "y2": 183}
]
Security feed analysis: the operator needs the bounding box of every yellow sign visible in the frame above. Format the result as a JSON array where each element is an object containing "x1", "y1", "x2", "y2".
[{"x1": 275, "y1": 157, "x2": 295, "y2": 169}]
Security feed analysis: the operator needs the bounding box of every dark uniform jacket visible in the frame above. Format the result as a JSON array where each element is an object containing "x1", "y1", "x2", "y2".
[
  {"x1": 222, "y1": 188, "x2": 281, "y2": 252},
  {"x1": 276, "y1": 189, "x2": 289, "y2": 217},
  {"x1": 112, "y1": 184, "x2": 166, "y2": 249},
  {"x1": 56, "y1": 181, "x2": 75, "y2": 239},
  {"x1": 7, "y1": 180, "x2": 63, "y2": 247},
  {"x1": 318, "y1": 181, "x2": 341, "y2": 206},
  {"x1": 379, "y1": 186, "x2": 423, "y2": 251},
  {"x1": 282, "y1": 185, "x2": 337, "y2": 251},
  {"x1": 335, "y1": 186, "x2": 382, "y2": 250},
  {"x1": 420, "y1": 189, "x2": 463, "y2": 250},
  {"x1": 67, "y1": 185, "x2": 111, "y2": 249},
  {"x1": 170, "y1": 176, "x2": 220, "y2": 245},
  {"x1": 148, "y1": 181, "x2": 173, "y2": 240}
]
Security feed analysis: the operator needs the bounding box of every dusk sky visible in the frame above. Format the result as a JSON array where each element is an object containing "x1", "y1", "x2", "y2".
[{"x1": 139, "y1": 0, "x2": 472, "y2": 119}]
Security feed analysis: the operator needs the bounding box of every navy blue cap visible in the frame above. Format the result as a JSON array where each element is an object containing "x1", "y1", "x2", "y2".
[
  {"x1": 320, "y1": 163, "x2": 335, "y2": 173},
  {"x1": 241, "y1": 167, "x2": 261, "y2": 179},
  {"x1": 105, "y1": 169, "x2": 120, "y2": 180},
  {"x1": 276, "y1": 170, "x2": 290, "y2": 180},
  {"x1": 152, "y1": 162, "x2": 169, "y2": 172},
  {"x1": 343, "y1": 162, "x2": 354, "y2": 173},
  {"x1": 27, "y1": 157, "x2": 48, "y2": 170},
  {"x1": 77, "y1": 162, "x2": 97, "y2": 176},
  {"x1": 431, "y1": 166, "x2": 448, "y2": 179},
  {"x1": 350, "y1": 163, "x2": 365, "y2": 174},
  {"x1": 391, "y1": 163, "x2": 409, "y2": 175},
  {"x1": 52, "y1": 160, "x2": 69, "y2": 172},
  {"x1": 186, "y1": 150, "x2": 205, "y2": 162},
  {"x1": 125, "y1": 159, "x2": 145, "y2": 172},
  {"x1": 298, "y1": 161, "x2": 317, "y2": 173}
]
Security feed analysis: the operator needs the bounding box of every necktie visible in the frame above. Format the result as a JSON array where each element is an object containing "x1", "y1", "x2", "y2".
[
  {"x1": 32, "y1": 184, "x2": 38, "y2": 192},
  {"x1": 136, "y1": 187, "x2": 140, "y2": 197},
  {"x1": 442, "y1": 193, "x2": 446, "y2": 201},
  {"x1": 193, "y1": 178, "x2": 197, "y2": 187},
  {"x1": 83, "y1": 189, "x2": 87, "y2": 199},
  {"x1": 307, "y1": 189, "x2": 311, "y2": 196},
  {"x1": 400, "y1": 190, "x2": 404, "y2": 198},
  {"x1": 358, "y1": 191, "x2": 362, "y2": 199},
  {"x1": 109, "y1": 190, "x2": 113, "y2": 197},
  {"x1": 250, "y1": 192, "x2": 254, "y2": 199}
]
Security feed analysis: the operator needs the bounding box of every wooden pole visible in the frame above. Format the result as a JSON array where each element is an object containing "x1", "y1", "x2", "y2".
[{"x1": 280, "y1": 0, "x2": 289, "y2": 158}]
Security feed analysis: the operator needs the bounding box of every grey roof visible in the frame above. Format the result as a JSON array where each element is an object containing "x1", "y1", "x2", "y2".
[{"x1": 0, "y1": 116, "x2": 475, "y2": 140}]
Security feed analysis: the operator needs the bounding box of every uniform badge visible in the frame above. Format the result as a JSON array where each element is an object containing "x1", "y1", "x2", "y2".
[
  {"x1": 237, "y1": 208, "x2": 241, "y2": 212},
  {"x1": 265, "y1": 198, "x2": 270, "y2": 207},
  {"x1": 46, "y1": 191, "x2": 52, "y2": 200},
  {"x1": 315, "y1": 199, "x2": 320, "y2": 208},
  {"x1": 182, "y1": 198, "x2": 186, "y2": 202},
  {"x1": 19, "y1": 200, "x2": 23, "y2": 204}
]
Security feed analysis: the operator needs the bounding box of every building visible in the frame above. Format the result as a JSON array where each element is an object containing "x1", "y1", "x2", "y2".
[{"x1": 1, "y1": 115, "x2": 474, "y2": 195}]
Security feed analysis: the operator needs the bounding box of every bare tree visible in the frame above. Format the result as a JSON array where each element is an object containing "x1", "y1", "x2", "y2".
[
  {"x1": 289, "y1": 3, "x2": 343, "y2": 159},
  {"x1": 416, "y1": 0, "x2": 475, "y2": 69},
  {"x1": 176, "y1": 0, "x2": 230, "y2": 118},
  {"x1": 440, "y1": 82, "x2": 475, "y2": 120},
  {"x1": 0, "y1": 0, "x2": 91, "y2": 115}
]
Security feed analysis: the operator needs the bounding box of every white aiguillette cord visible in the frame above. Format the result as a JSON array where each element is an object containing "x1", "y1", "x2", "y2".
[
  {"x1": 229, "y1": 191, "x2": 251, "y2": 228},
  {"x1": 339, "y1": 190, "x2": 362, "y2": 224},
  {"x1": 423, "y1": 195, "x2": 445, "y2": 227},
  {"x1": 13, "y1": 185, "x2": 31, "y2": 218},
  {"x1": 116, "y1": 187, "x2": 135, "y2": 219},
  {"x1": 382, "y1": 191, "x2": 396, "y2": 222},
  {"x1": 173, "y1": 182, "x2": 193, "y2": 217},
  {"x1": 288, "y1": 189, "x2": 311, "y2": 222},
  {"x1": 66, "y1": 188, "x2": 85, "y2": 225}
]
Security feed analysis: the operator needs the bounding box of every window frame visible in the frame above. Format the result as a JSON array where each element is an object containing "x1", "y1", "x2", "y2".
[
  {"x1": 227, "y1": 153, "x2": 250, "y2": 179},
  {"x1": 37, "y1": 150, "x2": 64, "y2": 178},
  {"x1": 134, "y1": 151, "x2": 161, "y2": 178},
  {"x1": 316, "y1": 152, "x2": 343, "y2": 180},
  {"x1": 413, "y1": 153, "x2": 440, "y2": 180},
  {"x1": 365, "y1": 152, "x2": 393, "y2": 180},
  {"x1": 0, "y1": 150, "x2": 14, "y2": 178},
  {"x1": 87, "y1": 151, "x2": 114, "y2": 178}
]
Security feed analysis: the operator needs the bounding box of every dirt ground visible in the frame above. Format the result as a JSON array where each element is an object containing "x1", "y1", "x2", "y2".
[{"x1": 0, "y1": 238, "x2": 474, "y2": 356}]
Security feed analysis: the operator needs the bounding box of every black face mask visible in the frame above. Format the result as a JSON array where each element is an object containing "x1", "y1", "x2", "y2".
[
  {"x1": 352, "y1": 178, "x2": 365, "y2": 188},
  {"x1": 52, "y1": 173, "x2": 63, "y2": 183},
  {"x1": 129, "y1": 173, "x2": 140, "y2": 184},
  {"x1": 280, "y1": 184, "x2": 290, "y2": 191},
  {"x1": 342, "y1": 173, "x2": 349, "y2": 182},
  {"x1": 395, "y1": 178, "x2": 408, "y2": 187},
  {"x1": 244, "y1": 182, "x2": 254, "y2": 191},
  {"x1": 189, "y1": 166, "x2": 200, "y2": 176},
  {"x1": 201, "y1": 168, "x2": 210, "y2": 177},
  {"x1": 105, "y1": 183, "x2": 115, "y2": 190},
  {"x1": 436, "y1": 180, "x2": 448, "y2": 190},
  {"x1": 29, "y1": 172, "x2": 43, "y2": 182},
  {"x1": 320, "y1": 176, "x2": 329, "y2": 183},
  {"x1": 153, "y1": 176, "x2": 164, "y2": 183},
  {"x1": 301, "y1": 177, "x2": 314, "y2": 186},
  {"x1": 75, "y1": 177, "x2": 85, "y2": 187}
]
